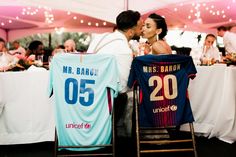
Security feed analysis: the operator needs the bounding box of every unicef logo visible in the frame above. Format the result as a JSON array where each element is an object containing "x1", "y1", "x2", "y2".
[{"x1": 170, "y1": 105, "x2": 177, "y2": 111}]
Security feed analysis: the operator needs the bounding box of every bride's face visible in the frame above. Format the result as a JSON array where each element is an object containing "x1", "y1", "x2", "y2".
[{"x1": 142, "y1": 18, "x2": 157, "y2": 39}]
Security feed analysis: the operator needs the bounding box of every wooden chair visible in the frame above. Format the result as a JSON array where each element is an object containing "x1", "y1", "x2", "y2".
[
  {"x1": 49, "y1": 53, "x2": 121, "y2": 157},
  {"x1": 128, "y1": 54, "x2": 198, "y2": 157}
]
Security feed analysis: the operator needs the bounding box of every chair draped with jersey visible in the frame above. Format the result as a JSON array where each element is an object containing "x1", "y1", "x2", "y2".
[
  {"x1": 128, "y1": 54, "x2": 198, "y2": 157},
  {"x1": 49, "y1": 53, "x2": 121, "y2": 157}
]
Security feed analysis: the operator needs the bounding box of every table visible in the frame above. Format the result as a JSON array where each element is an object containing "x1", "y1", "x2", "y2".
[
  {"x1": 0, "y1": 70, "x2": 55, "y2": 145},
  {"x1": 1, "y1": 65, "x2": 236, "y2": 144},
  {"x1": 181, "y1": 64, "x2": 236, "y2": 144}
]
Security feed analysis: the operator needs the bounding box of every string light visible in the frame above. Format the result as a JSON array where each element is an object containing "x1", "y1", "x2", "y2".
[
  {"x1": 182, "y1": 1, "x2": 235, "y2": 25},
  {"x1": 22, "y1": 6, "x2": 54, "y2": 24},
  {"x1": 0, "y1": 5, "x2": 111, "y2": 29}
]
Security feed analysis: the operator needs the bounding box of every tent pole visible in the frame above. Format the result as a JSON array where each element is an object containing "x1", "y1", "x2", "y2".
[
  {"x1": 124, "y1": 0, "x2": 129, "y2": 10},
  {"x1": 48, "y1": 33, "x2": 52, "y2": 48},
  {"x1": 5, "y1": 29, "x2": 10, "y2": 49}
]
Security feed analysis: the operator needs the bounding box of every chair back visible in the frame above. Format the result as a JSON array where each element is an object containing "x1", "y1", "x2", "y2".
[
  {"x1": 128, "y1": 54, "x2": 198, "y2": 157},
  {"x1": 49, "y1": 53, "x2": 121, "y2": 156}
]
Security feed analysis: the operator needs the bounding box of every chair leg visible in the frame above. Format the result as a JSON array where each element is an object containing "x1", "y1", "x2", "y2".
[
  {"x1": 189, "y1": 123, "x2": 198, "y2": 157},
  {"x1": 112, "y1": 111, "x2": 116, "y2": 157},
  {"x1": 134, "y1": 89, "x2": 140, "y2": 157},
  {"x1": 136, "y1": 131, "x2": 140, "y2": 157},
  {"x1": 54, "y1": 130, "x2": 58, "y2": 157}
]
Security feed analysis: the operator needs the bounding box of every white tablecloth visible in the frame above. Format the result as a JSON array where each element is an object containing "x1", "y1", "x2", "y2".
[
  {"x1": 0, "y1": 71, "x2": 55, "y2": 144},
  {"x1": 1, "y1": 65, "x2": 236, "y2": 144},
  {"x1": 181, "y1": 64, "x2": 236, "y2": 144}
]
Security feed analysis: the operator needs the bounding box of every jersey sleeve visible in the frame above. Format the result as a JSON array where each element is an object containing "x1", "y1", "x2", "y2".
[
  {"x1": 106, "y1": 56, "x2": 122, "y2": 97},
  {"x1": 127, "y1": 58, "x2": 137, "y2": 89},
  {"x1": 48, "y1": 57, "x2": 54, "y2": 97},
  {"x1": 185, "y1": 57, "x2": 197, "y2": 79}
]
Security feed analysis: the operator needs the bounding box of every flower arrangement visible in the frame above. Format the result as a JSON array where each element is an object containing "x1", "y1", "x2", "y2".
[
  {"x1": 224, "y1": 53, "x2": 236, "y2": 66},
  {"x1": 14, "y1": 54, "x2": 34, "y2": 70}
]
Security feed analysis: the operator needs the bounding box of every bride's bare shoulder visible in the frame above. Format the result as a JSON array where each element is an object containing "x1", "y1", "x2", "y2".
[{"x1": 152, "y1": 40, "x2": 171, "y2": 54}]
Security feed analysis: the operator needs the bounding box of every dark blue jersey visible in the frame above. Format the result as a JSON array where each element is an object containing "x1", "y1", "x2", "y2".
[{"x1": 128, "y1": 54, "x2": 197, "y2": 127}]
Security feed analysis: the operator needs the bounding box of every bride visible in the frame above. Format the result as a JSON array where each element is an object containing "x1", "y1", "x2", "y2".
[{"x1": 141, "y1": 13, "x2": 172, "y2": 55}]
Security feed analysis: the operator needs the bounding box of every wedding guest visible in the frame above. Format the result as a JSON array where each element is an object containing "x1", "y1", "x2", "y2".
[
  {"x1": 64, "y1": 39, "x2": 77, "y2": 53},
  {"x1": 217, "y1": 26, "x2": 236, "y2": 54},
  {"x1": 0, "y1": 38, "x2": 7, "y2": 52},
  {"x1": 0, "y1": 38, "x2": 18, "y2": 71},
  {"x1": 229, "y1": 25, "x2": 236, "y2": 33},
  {"x1": 190, "y1": 34, "x2": 220, "y2": 65},
  {"x1": 52, "y1": 45, "x2": 65, "y2": 56},
  {"x1": 141, "y1": 13, "x2": 172, "y2": 55},
  {"x1": 9, "y1": 40, "x2": 26, "y2": 56},
  {"x1": 25, "y1": 40, "x2": 44, "y2": 61}
]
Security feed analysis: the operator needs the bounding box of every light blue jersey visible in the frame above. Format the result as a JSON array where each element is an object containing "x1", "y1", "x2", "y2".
[{"x1": 48, "y1": 53, "x2": 121, "y2": 151}]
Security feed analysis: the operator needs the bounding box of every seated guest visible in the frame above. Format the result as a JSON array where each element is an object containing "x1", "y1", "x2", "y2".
[
  {"x1": 229, "y1": 25, "x2": 236, "y2": 33},
  {"x1": 0, "y1": 38, "x2": 8, "y2": 52},
  {"x1": 9, "y1": 40, "x2": 26, "y2": 57},
  {"x1": 0, "y1": 38, "x2": 18, "y2": 71},
  {"x1": 190, "y1": 34, "x2": 220, "y2": 65},
  {"x1": 52, "y1": 45, "x2": 65, "y2": 56},
  {"x1": 64, "y1": 39, "x2": 77, "y2": 53},
  {"x1": 25, "y1": 40, "x2": 44, "y2": 61}
]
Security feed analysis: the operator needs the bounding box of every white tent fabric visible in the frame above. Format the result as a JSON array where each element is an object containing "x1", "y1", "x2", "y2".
[
  {"x1": 0, "y1": 0, "x2": 235, "y2": 41},
  {"x1": 6, "y1": 0, "x2": 192, "y2": 23}
]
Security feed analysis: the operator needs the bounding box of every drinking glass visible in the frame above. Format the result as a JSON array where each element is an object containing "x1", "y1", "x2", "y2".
[
  {"x1": 48, "y1": 56, "x2": 53, "y2": 65},
  {"x1": 35, "y1": 55, "x2": 43, "y2": 66}
]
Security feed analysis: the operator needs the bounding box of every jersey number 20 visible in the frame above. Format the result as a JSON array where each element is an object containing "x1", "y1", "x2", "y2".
[{"x1": 149, "y1": 75, "x2": 177, "y2": 101}]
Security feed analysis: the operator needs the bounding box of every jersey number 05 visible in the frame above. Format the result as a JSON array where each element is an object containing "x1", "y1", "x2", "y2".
[{"x1": 64, "y1": 78, "x2": 95, "y2": 106}]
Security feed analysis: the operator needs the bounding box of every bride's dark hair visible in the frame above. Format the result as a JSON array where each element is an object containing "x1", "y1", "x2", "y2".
[{"x1": 148, "y1": 13, "x2": 168, "y2": 40}]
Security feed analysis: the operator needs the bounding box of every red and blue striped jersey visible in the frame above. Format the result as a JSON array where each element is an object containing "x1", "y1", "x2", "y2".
[{"x1": 128, "y1": 54, "x2": 197, "y2": 127}]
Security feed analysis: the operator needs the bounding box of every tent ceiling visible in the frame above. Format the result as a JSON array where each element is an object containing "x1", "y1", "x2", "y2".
[
  {"x1": 143, "y1": 0, "x2": 236, "y2": 33},
  {"x1": 0, "y1": 0, "x2": 236, "y2": 40},
  {"x1": 0, "y1": 5, "x2": 114, "y2": 30}
]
